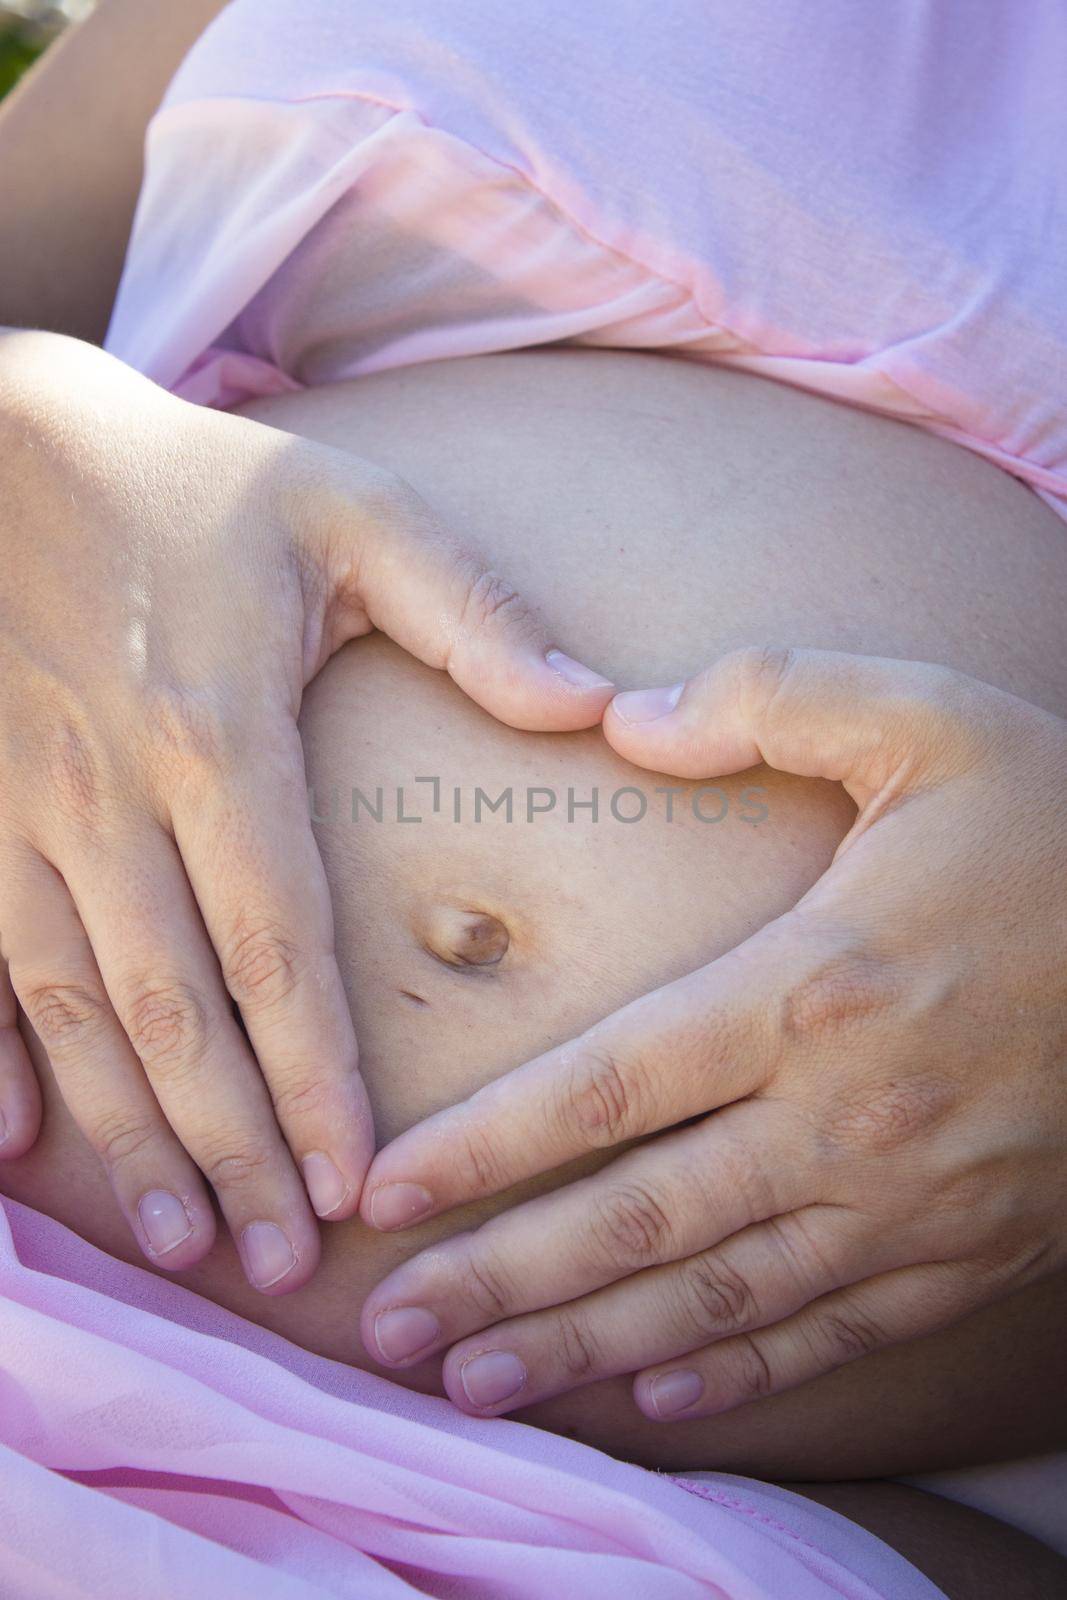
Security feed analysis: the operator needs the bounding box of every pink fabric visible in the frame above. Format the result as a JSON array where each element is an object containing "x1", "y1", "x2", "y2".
[
  {"x1": 0, "y1": 1197, "x2": 944, "y2": 1598},
  {"x1": 105, "y1": 0, "x2": 1067, "y2": 521}
]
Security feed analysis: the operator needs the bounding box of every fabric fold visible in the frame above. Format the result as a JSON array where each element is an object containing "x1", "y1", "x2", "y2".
[{"x1": 0, "y1": 1197, "x2": 943, "y2": 1598}]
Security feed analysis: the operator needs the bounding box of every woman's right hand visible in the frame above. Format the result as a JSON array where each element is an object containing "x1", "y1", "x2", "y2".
[{"x1": 0, "y1": 330, "x2": 614, "y2": 1291}]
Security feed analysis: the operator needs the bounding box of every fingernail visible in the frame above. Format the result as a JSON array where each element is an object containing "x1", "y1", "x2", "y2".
[
  {"x1": 460, "y1": 1350, "x2": 527, "y2": 1408},
  {"x1": 369, "y1": 1182, "x2": 434, "y2": 1230},
  {"x1": 545, "y1": 649, "x2": 614, "y2": 691},
  {"x1": 611, "y1": 684, "x2": 684, "y2": 724},
  {"x1": 374, "y1": 1305, "x2": 442, "y2": 1363},
  {"x1": 302, "y1": 1151, "x2": 349, "y2": 1218},
  {"x1": 138, "y1": 1190, "x2": 194, "y2": 1256},
  {"x1": 241, "y1": 1220, "x2": 297, "y2": 1288},
  {"x1": 649, "y1": 1369, "x2": 704, "y2": 1416}
]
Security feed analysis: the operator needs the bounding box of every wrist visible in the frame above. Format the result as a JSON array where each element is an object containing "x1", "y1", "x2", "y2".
[
  {"x1": 0, "y1": 327, "x2": 173, "y2": 458},
  {"x1": 0, "y1": 327, "x2": 97, "y2": 429}
]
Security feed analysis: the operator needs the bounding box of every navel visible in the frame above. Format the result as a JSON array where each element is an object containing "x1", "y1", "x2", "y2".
[{"x1": 418, "y1": 906, "x2": 510, "y2": 969}]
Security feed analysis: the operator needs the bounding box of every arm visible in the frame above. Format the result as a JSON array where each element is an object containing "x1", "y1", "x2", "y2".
[{"x1": 0, "y1": 0, "x2": 229, "y2": 340}]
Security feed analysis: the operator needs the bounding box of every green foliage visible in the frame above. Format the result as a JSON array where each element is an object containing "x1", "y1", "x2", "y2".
[{"x1": 0, "y1": 21, "x2": 45, "y2": 99}]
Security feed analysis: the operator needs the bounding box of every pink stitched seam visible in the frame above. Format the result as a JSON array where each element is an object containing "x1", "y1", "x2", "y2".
[{"x1": 668, "y1": 1477, "x2": 825, "y2": 1555}]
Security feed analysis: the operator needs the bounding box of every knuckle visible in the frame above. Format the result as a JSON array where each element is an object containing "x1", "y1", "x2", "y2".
[
  {"x1": 120, "y1": 977, "x2": 209, "y2": 1074},
  {"x1": 200, "y1": 1138, "x2": 272, "y2": 1193},
  {"x1": 877, "y1": 664, "x2": 979, "y2": 776},
  {"x1": 590, "y1": 1181, "x2": 674, "y2": 1267},
  {"x1": 813, "y1": 1307, "x2": 885, "y2": 1366},
  {"x1": 729, "y1": 1334, "x2": 775, "y2": 1403},
  {"x1": 781, "y1": 951, "x2": 897, "y2": 1044},
  {"x1": 322, "y1": 461, "x2": 419, "y2": 565},
  {"x1": 270, "y1": 1072, "x2": 334, "y2": 1128},
  {"x1": 143, "y1": 687, "x2": 232, "y2": 778},
  {"x1": 45, "y1": 720, "x2": 102, "y2": 825},
  {"x1": 458, "y1": 562, "x2": 530, "y2": 636},
  {"x1": 678, "y1": 1254, "x2": 758, "y2": 1338},
  {"x1": 824, "y1": 1075, "x2": 959, "y2": 1156},
  {"x1": 765, "y1": 1212, "x2": 836, "y2": 1294},
  {"x1": 713, "y1": 1136, "x2": 778, "y2": 1225},
  {"x1": 900, "y1": 661, "x2": 971, "y2": 728},
  {"x1": 457, "y1": 1251, "x2": 514, "y2": 1321},
  {"x1": 553, "y1": 1310, "x2": 601, "y2": 1381},
  {"x1": 359, "y1": 461, "x2": 423, "y2": 520},
  {"x1": 931, "y1": 1165, "x2": 993, "y2": 1228},
  {"x1": 456, "y1": 1118, "x2": 505, "y2": 1197},
  {"x1": 345, "y1": 469, "x2": 438, "y2": 573},
  {"x1": 222, "y1": 917, "x2": 301, "y2": 1009},
  {"x1": 557, "y1": 1042, "x2": 639, "y2": 1149},
  {"x1": 19, "y1": 976, "x2": 110, "y2": 1054},
  {"x1": 88, "y1": 1109, "x2": 164, "y2": 1171},
  {"x1": 728, "y1": 644, "x2": 799, "y2": 723}
]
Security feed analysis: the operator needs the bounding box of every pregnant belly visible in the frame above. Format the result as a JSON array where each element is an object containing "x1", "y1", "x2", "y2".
[
  {"x1": 4, "y1": 349, "x2": 1065, "y2": 1480},
  {"x1": 240, "y1": 348, "x2": 1067, "y2": 713}
]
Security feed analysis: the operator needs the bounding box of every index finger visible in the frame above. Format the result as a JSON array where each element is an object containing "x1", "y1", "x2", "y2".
[{"x1": 359, "y1": 921, "x2": 794, "y2": 1231}]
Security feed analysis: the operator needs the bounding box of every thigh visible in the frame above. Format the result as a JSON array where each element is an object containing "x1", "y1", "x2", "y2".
[{"x1": 791, "y1": 1482, "x2": 1067, "y2": 1600}]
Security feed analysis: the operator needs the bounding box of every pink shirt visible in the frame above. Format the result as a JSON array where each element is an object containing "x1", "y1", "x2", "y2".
[{"x1": 106, "y1": 0, "x2": 1067, "y2": 522}]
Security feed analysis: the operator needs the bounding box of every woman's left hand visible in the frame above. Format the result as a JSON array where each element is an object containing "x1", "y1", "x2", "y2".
[{"x1": 356, "y1": 649, "x2": 1067, "y2": 1420}]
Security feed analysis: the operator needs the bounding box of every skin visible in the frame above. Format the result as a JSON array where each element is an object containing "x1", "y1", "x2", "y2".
[
  {"x1": 794, "y1": 1483, "x2": 1067, "y2": 1600},
  {"x1": 4, "y1": 351, "x2": 1066, "y2": 1500}
]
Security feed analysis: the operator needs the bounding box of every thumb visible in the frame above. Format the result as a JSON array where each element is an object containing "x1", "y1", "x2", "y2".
[
  {"x1": 603, "y1": 646, "x2": 986, "y2": 805},
  {"x1": 315, "y1": 464, "x2": 614, "y2": 732}
]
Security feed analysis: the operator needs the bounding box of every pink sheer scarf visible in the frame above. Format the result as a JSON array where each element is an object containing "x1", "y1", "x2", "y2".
[{"x1": 0, "y1": 1196, "x2": 944, "y2": 1597}]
